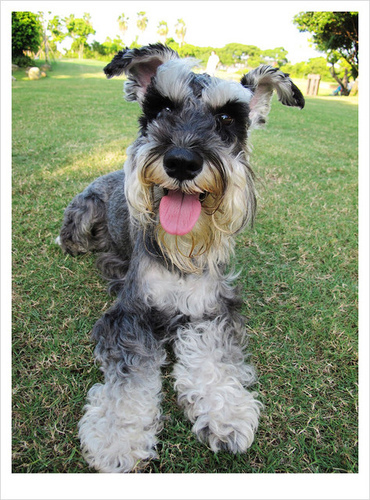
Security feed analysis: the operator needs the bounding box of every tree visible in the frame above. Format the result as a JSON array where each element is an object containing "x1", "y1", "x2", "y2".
[
  {"x1": 157, "y1": 21, "x2": 169, "y2": 44},
  {"x1": 136, "y1": 11, "x2": 148, "y2": 43},
  {"x1": 280, "y1": 57, "x2": 333, "y2": 80},
  {"x1": 48, "y1": 14, "x2": 66, "y2": 52},
  {"x1": 306, "y1": 57, "x2": 334, "y2": 79},
  {"x1": 175, "y1": 19, "x2": 186, "y2": 47},
  {"x1": 117, "y1": 14, "x2": 129, "y2": 44},
  {"x1": 262, "y1": 47, "x2": 288, "y2": 68},
  {"x1": 90, "y1": 40, "x2": 106, "y2": 56},
  {"x1": 36, "y1": 11, "x2": 49, "y2": 62},
  {"x1": 37, "y1": 11, "x2": 63, "y2": 63},
  {"x1": 36, "y1": 12, "x2": 67, "y2": 62},
  {"x1": 12, "y1": 11, "x2": 42, "y2": 66},
  {"x1": 218, "y1": 43, "x2": 262, "y2": 67},
  {"x1": 293, "y1": 11, "x2": 358, "y2": 94},
  {"x1": 64, "y1": 13, "x2": 95, "y2": 59},
  {"x1": 102, "y1": 36, "x2": 124, "y2": 55}
]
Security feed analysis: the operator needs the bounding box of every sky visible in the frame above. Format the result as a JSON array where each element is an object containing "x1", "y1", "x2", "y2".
[{"x1": 7, "y1": 0, "x2": 334, "y2": 64}]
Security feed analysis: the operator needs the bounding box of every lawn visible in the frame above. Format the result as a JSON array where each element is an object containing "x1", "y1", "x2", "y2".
[{"x1": 11, "y1": 60, "x2": 358, "y2": 474}]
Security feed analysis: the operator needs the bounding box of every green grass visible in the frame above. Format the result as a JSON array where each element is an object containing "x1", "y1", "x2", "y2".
[{"x1": 12, "y1": 60, "x2": 358, "y2": 473}]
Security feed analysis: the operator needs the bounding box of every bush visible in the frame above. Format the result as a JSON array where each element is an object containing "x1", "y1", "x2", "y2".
[
  {"x1": 12, "y1": 11, "x2": 42, "y2": 63},
  {"x1": 12, "y1": 53, "x2": 35, "y2": 68},
  {"x1": 280, "y1": 57, "x2": 332, "y2": 81}
]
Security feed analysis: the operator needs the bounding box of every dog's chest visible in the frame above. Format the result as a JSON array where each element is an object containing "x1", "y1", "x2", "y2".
[{"x1": 139, "y1": 260, "x2": 224, "y2": 319}]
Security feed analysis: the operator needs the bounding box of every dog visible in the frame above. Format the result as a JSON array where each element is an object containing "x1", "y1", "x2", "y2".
[{"x1": 57, "y1": 44, "x2": 304, "y2": 473}]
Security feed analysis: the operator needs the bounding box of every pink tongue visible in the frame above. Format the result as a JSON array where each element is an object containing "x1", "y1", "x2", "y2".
[{"x1": 159, "y1": 190, "x2": 201, "y2": 235}]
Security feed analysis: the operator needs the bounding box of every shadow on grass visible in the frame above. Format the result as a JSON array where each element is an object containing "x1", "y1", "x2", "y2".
[
  {"x1": 13, "y1": 59, "x2": 109, "y2": 82},
  {"x1": 50, "y1": 60, "x2": 108, "y2": 79}
]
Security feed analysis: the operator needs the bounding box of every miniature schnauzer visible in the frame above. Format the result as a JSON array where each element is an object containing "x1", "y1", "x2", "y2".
[{"x1": 57, "y1": 44, "x2": 304, "y2": 473}]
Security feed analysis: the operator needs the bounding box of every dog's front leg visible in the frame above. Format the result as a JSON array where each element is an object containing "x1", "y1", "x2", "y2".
[
  {"x1": 173, "y1": 316, "x2": 262, "y2": 454},
  {"x1": 78, "y1": 301, "x2": 166, "y2": 473}
]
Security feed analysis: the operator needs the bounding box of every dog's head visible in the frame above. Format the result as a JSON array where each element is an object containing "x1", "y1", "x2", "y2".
[{"x1": 104, "y1": 44, "x2": 304, "y2": 272}]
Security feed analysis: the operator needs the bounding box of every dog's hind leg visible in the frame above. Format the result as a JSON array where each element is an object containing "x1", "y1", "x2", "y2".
[
  {"x1": 78, "y1": 295, "x2": 166, "y2": 473},
  {"x1": 57, "y1": 191, "x2": 111, "y2": 256},
  {"x1": 57, "y1": 170, "x2": 126, "y2": 257}
]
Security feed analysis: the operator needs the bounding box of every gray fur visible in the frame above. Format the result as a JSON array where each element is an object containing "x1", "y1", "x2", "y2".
[{"x1": 57, "y1": 44, "x2": 304, "y2": 472}]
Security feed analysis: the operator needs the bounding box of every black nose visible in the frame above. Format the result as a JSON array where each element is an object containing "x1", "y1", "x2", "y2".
[{"x1": 163, "y1": 148, "x2": 203, "y2": 182}]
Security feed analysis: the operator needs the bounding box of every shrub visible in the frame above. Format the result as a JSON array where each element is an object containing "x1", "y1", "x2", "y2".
[{"x1": 12, "y1": 11, "x2": 42, "y2": 65}]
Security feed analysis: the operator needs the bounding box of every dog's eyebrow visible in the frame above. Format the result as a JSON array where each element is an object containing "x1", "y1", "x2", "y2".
[
  {"x1": 202, "y1": 80, "x2": 253, "y2": 108},
  {"x1": 210, "y1": 99, "x2": 249, "y2": 116}
]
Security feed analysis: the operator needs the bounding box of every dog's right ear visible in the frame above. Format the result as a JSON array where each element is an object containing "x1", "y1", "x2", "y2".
[{"x1": 104, "y1": 43, "x2": 179, "y2": 104}]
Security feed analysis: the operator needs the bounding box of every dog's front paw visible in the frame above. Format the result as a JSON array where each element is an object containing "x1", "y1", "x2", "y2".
[
  {"x1": 192, "y1": 392, "x2": 261, "y2": 453},
  {"x1": 79, "y1": 380, "x2": 162, "y2": 473},
  {"x1": 179, "y1": 386, "x2": 262, "y2": 454}
]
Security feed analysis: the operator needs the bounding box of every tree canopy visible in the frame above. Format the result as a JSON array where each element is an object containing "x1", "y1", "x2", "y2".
[
  {"x1": 64, "y1": 13, "x2": 95, "y2": 59},
  {"x1": 293, "y1": 11, "x2": 358, "y2": 80},
  {"x1": 157, "y1": 21, "x2": 169, "y2": 45},
  {"x1": 117, "y1": 13, "x2": 129, "y2": 42},
  {"x1": 12, "y1": 11, "x2": 42, "y2": 65},
  {"x1": 175, "y1": 19, "x2": 186, "y2": 47},
  {"x1": 136, "y1": 11, "x2": 148, "y2": 42}
]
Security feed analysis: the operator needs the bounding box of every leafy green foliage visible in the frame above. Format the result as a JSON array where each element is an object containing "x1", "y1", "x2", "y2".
[
  {"x1": 12, "y1": 11, "x2": 42, "y2": 64},
  {"x1": 281, "y1": 57, "x2": 333, "y2": 80},
  {"x1": 175, "y1": 18, "x2": 186, "y2": 47},
  {"x1": 293, "y1": 11, "x2": 358, "y2": 79},
  {"x1": 64, "y1": 13, "x2": 95, "y2": 58},
  {"x1": 89, "y1": 36, "x2": 124, "y2": 58},
  {"x1": 262, "y1": 47, "x2": 288, "y2": 67},
  {"x1": 47, "y1": 15, "x2": 66, "y2": 44},
  {"x1": 117, "y1": 13, "x2": 129, "y2": 39},
  {"x1": 12, "y1": 53, "x2": 35, "y2": 67},
  {"x1": 136, "y1": 11, "x2": 148, "y2": 34},
  {"x1": 157, "y1": 20, "x2": 169, "y2": 42},
  {"x1": 218, "y1": 43, "x2": 261, "y2": 66},
  {"x1": 163, "y1": 41, "x2": 288, "y2": 68}
]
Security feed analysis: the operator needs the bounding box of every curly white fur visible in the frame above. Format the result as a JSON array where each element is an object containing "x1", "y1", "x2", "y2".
[
  {"x1": 78, "y1": 363, "x2": 163, "y2": 473},
  {"x1": 173, "y1": 318, "x2": 262, "y2": 453}
]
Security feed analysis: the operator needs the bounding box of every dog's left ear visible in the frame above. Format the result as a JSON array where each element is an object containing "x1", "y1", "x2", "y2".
[
  {"x1": 104, "y1": 43, "x2": 179, "y2": 104},
  {"x1": 241, "y1": 65, "x2": 305, "y2": 128}
]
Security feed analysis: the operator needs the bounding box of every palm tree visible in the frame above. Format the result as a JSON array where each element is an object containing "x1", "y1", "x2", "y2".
[
  {"x1": 157, "y1": 21, "x2": 168, "y2": 45},
  {"x1": 175, "y1": 18, "x2": 186, "y2": 47},
  {"x1": 136, "y1": 11, "x2": 148, "y2": 44},
  {"x1": 117, "y1": 14, "x2": 129, "y2": 44}
]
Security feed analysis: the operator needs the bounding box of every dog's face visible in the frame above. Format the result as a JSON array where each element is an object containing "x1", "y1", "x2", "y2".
[{"x1": 104, "y1": 44, "x2": 304, "y2": 272}]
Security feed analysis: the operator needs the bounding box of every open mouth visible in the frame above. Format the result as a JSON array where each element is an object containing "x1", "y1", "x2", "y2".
[{"x1": 159, "y1": 189, "x2": 208, "y2": 236}]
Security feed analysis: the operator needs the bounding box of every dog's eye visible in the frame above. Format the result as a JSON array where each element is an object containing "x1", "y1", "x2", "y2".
[
  {"x1": 156, "y1": 107, "x2": 172, "y2": 119},
  {"x1": 217, "y1": 114, "x2": 234, "y2": 126}
]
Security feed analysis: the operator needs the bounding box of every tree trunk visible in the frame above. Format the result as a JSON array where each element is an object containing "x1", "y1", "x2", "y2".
[
  {"x1": 44, "y1": 33, "x2": 49, "y2": 64},
  {"x1": 330, "y1": 64, "x2": 350, "y2": 96},
  {"x1": 350, "y1": 79, "x2": 358, "y2": 96}
]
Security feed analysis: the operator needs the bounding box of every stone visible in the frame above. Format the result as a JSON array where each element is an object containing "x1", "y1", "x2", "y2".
[{"x1": 28, "y1": 67, "x2": 41, "y2": 80}]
